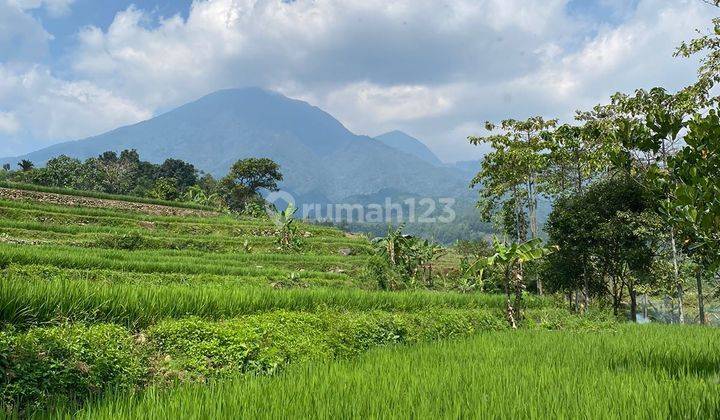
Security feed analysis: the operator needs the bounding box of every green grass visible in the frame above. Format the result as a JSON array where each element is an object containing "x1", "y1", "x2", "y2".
[
  {"x1": 0, "y1": 188, "x2": 664, "y2": 418},
  {"x1": 0, "y1": 181, "x2": 215, "y2": 210},
  {"x1": 0, "y1": 273, "x2": 559, "y2": 329},
  {"x1": 0, "y1": 243, "x2": 363, "y2": 278},
  {"x1": 57, "y1": 325, "x2": 720, "y2": 419}
]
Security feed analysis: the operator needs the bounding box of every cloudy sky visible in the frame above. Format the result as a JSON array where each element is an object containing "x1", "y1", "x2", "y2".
[{"x1": 0, "y1": 0, "x2": 716, "y2": 162}]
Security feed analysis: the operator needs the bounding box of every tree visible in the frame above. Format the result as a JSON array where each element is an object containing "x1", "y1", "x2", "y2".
[
  {"x1": 149, "y1": 177, "x2": 180, "y2": 201},
  {"x1": 544, "y1": 176, "x2": 660, "y2": 321},
  {"x1": 220, "y1": 158, "x2": 283, "y2": 211},
  {"x1": 544, "y1": 122, "x2": 609, "y2": 198},
  {"x1": 17, "y1": 160, "x2": 34, "y2": 172},
  {"x1": 675, "y1": 16, "x2": 720, "y2": 107},
  {"x1": 659, "y1": 111, "x2": 720, "y2": 323},
  {"x1": 158, "y1": 159, "x2": 198, "y2": 191},
  {"x1": 33, "y1": 155, "x2": 84, "y2": 189},
  {"x1": 469, "y1": 117, "x2": 556, "y2": 294},
  {"x1": 469, "y1": 117, "x2": 556, "y2": 241},
  {"x1": 89, "y1": 150, "x2": 140, "y2": 195},
  {"x1": 2, "y1": 164, "x2": 10, "y2": 172},
  {"x1": 593, "y1": 87, "x2": 694, "y2": 322}
]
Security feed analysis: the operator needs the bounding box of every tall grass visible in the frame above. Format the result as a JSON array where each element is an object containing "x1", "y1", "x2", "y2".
[
  {"x1": 0, "y1": 276, "x2": 556, "y2": 328},
  {"x1": 0, "y1": 243, "x2": 361, "y2": 278},
  {"x1": 62, "y1": 325, "x2": 720, "y2": 419},
  {"x1": 0, "y1": 198, "x2": 346, "y2": 236}
]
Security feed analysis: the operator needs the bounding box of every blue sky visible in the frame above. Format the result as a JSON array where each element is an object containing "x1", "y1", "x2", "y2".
[{"x1": 0, "y1": 0, "x2": 715, "y2": 161}]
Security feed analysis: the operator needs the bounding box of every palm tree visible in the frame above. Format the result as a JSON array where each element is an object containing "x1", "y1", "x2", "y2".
[{"x1": 17, "y1": 160, "x2": 34, "y2": 172}]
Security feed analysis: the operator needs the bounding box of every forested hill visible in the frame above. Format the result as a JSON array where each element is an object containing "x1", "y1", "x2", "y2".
[{"x1": 2, "y1": 88, "x2": 469, "y2": 203}]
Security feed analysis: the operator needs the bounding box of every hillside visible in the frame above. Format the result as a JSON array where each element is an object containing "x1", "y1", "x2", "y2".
[
  {"x1": 375, "y1": 131, "x2": 443, "y2": 166},
  {"x1": 1, "y1": 88, "x2": 468, "y2": 202},
  {"x1": 0, "y1": 188, "x2": 597, "y2": 414}
]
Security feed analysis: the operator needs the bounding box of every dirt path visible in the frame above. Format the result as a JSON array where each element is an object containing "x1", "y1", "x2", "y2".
[{"x1": 0, "y1": 187, "x2": 220, "y2": 218}]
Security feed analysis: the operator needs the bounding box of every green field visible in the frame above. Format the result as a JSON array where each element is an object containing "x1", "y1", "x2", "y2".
[
  {"x1": 0, "y1": 190, "x2": 714, "y2": 418},
  {"x1": 50, "y1": 326, "x2": 720, "y2": 419}
]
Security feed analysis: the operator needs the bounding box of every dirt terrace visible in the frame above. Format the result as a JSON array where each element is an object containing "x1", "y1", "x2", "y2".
[{"x1": 0, "y1": 187, "x2": 219, "y2": 218}]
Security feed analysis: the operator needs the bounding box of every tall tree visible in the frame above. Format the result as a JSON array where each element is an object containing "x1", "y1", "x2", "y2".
[
  {"x1": 545, "y1": 176, "x2": 659, "y2": 321},
  {"x1": 158, "y1": 159, "x2": 198, "y2": 191},
  {"x1": 220, "y1": 158, "x2": 283, "y2": 211},
  {"x1": 17, "y1": 160, "x2": 34, "y2": 172},
  {"x1": 469, "y1": 117, "x2": 556, "y2": 294},
  {"x1": 659, "y1": 111, "x2": 720, "y2": 323}
]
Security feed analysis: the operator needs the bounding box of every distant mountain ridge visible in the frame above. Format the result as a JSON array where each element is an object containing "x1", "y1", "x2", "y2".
[
  {"x1": 1, "y1": 88, "x2": 469, "y2": 202},
  {"x1": 375, "y1": 130, "x2": 443, "y2": 166}
]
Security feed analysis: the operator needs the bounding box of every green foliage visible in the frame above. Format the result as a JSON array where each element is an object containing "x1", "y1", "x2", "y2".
[
  {"x1": 1, "y1": 272, "x2": 555, "y2": 329},
  {"x1": 58, "y1": 325, "x2": 720, "y2": 420},
  {"x1": 0, "y1": 307, "x2": 599, "y2": 414},
  {"x1": 17, "y1": 160, "x2": 34, "y2": 172},
  {"x1": 469, "y1": 117, "x2": 556, "y2": 240},
  {"x1": 659, "y1": 111, "x2": 720, "y2": 270},
  {"x1": 148, "y1": 177, "x2": 180, "y2": 201},
  {"x1": 0, "y1": 181, "x2": 214, "y2": 210},
  {"x1": 469, "y1": 237, "x2": 555, "y2": 327},
  {"x1": 5, "y1": 150, "x2": 205, "y2": 205},
  {"x1": 0, "y1": 324, "x2": 144, "y2": 414},
  {"x1": 371, "y1": 224, "x2": 445, "y2": 288},
  {"x1": 545, "y1": 176, "x2": 661, "y2": 318},
  {"x1": 157, "y1": 159, "x2": 198, "y2": 191},
  {"x1": 273, "y1": 204, "x2": 304, "y2": 251},
  {"x1": 220, "y1": 158, "x2": 283, "y2": 211}
]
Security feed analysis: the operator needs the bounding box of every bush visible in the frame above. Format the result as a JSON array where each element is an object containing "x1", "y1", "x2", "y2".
[
  {"x1": 0, "y1": 324, "x2": 143, "y2": 413},
  {"x1": 1, "y1": 308, "x2": 611, "y2": 413},
  {"x1": 144, "y1": 309, "x2": 510, "y2": 381}
]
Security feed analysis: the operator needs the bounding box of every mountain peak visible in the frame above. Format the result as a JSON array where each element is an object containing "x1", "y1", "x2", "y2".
[
  {"x1": 375, "y1": 131, "x2": 442, "y2": 166},
  {"x1": 1, "y1": 88, "x2": 464, "y2": 201}
]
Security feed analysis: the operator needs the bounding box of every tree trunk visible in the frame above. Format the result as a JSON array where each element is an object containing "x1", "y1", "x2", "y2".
[
  {"x1": 697, "y1": 269, "x2": 706, "y2": 325},
  {"x1": 670, "y1": 228, "x2": 684, "y2": 324},
  {"x1": 504, "y1": 265, "x2": 517, "y2": 329},
  {"x1": 611, "y1": 276, "x2": 620, "y2": 316},
  {"x1": 642, "y1": 294, "x2": 648, "y2": 320},
  {"x1": 513, "y1": 263, "x2": 525, "y2": 322},
  {"x1": 582, "y1": 276, "x2": 589, "y2": 314},
  {"x1": 629, "y1": 282, "x2": 637, "y2": 323}
]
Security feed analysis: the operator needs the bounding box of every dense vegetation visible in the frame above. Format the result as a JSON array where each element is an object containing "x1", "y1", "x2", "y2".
[
  {"x1": 464, "y1": 16, "x2": 720, "y2": 325},
  {"x1": 1, "y1": 153, "x2": 283, "y2": 213},
  {"x1": 0, "y1": 187, "x2": 590, "y2": 415},
  {"x1": 51, "y1": 326, "x2": 720, "y2": 419}
]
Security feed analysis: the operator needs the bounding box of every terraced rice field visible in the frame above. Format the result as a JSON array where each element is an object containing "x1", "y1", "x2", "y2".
[{"x1": 0, "y1": 187, "x2": 709, "y2": 419}]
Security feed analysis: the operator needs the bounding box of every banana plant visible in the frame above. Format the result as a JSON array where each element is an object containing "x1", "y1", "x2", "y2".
[
  {"x1": 274, "y1": 204, "x2": 303, "y2": 251},
  {"x1": 372, "y1": 223, "x2": 408, "y2": 266},
  {"x1": 468, "y1": 237, "x2": 556, "y2": 328}
]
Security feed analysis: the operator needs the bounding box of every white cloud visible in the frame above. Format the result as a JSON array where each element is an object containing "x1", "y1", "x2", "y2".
[
  {"x1": 0, "y1": 0, "x2": 715, "y2": 162},
  {"x1": 10, "y1": 0, "x2": 75, "y2": 16},
  {"x1": 318, "y1": 82, "x2": 453, "y2": 133},
  {"x1": 0, "y1": 64, "x2": 151, "y2": 150},
  {"x1": 0, "y1": 1, "x2": 51, "y2": 62},
  {"x1": 0, "y1": 112, "x2": 20, "y2": 134}
]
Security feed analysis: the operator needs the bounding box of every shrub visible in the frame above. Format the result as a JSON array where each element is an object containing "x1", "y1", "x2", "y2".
[
  {"x1": 143, "y1": 309, "x2": 510, "y2": 381},
  {"x1": 0, "y1": 324, "x2": 143, "y2": 413}
]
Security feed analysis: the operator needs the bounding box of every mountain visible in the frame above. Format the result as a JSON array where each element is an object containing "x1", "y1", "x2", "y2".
[
  {"x1": 2, "y1": 88, "x2": 468, "y2": 202},
  {"x1": 375, "y1": 130, "x2": 443, "y2": 166},
  {"x1": 447, "y1": 160, "x2": 481, "y2": 182}
]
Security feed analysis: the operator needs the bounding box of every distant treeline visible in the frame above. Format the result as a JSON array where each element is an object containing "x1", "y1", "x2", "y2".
[
  {"x1": 2, "y1": 152, "x2": 283, "y2": 213},
  {"x1": 5, "y1": 151, "x2": 208, "y2": 201}
]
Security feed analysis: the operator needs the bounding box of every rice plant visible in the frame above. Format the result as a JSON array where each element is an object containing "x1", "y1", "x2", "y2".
[{"x1": 59, "y1": 325, "x2": 720, "y2": 419}]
